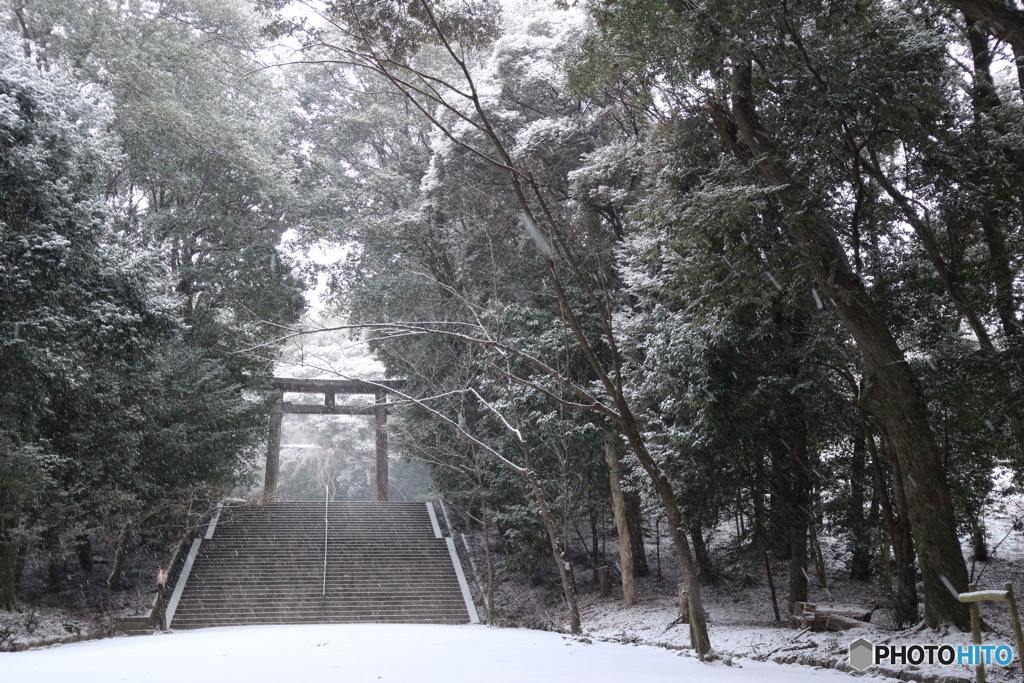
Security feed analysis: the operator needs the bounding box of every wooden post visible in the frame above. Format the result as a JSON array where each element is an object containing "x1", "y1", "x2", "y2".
[
  {"x1": 264, "y1": 392, "x2": 283, "y2": 500},
  {"x1": 969, "y1": 583, "x2": 986, "y2": 683},
  {"x1": 375, "y1": 392, "x2": 388, "y2": 501},
  {"x1": 324, "y1": 391, "x2": 335, "y2": 410},
  {"x1": 1005, "y1": 583, "x2": 1024, "y2": 678},
  {"x1": 156, "y1": 583, "x2": 167, "y2": 631}
]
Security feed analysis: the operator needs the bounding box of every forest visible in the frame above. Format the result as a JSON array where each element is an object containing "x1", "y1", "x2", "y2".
[{"x1": 3, "y1": 0, "x2": 1024, "y2": 654}]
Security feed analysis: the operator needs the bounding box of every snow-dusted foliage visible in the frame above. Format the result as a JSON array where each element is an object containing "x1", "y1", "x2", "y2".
[{"x1": 0, "y1": 0, "x2": 306, "y2": 614}]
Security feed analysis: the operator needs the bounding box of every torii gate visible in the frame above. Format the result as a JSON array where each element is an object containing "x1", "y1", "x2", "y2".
[{"x1": 264, "y1": 378, "x2": 407, "y2": 501}]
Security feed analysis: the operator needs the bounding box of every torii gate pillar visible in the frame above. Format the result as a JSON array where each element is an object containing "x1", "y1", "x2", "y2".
[
  {"x1": 375, "y1": 392, "x2": 387, "y2": 501},
  {"x1": 264, "y1": 378, "x2": 406, "y2": 501},
  {"x1": 264, "y1": 392, "x2": 283, "y2": 499}
]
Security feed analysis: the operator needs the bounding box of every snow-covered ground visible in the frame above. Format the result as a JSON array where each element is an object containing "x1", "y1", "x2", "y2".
[
  {"x1": 2, "y1": 623, "x2": 856, "y2": 683},
  {"x1": 479, "y1": 473, "x2": 1024, "y2": 683}
]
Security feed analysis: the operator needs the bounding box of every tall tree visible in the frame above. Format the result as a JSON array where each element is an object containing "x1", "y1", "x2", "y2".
[{"x1": 576, "y1": 0, "x2": 975, "y2": 628}]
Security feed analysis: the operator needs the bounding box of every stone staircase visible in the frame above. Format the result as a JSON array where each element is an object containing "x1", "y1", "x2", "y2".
[{"x1": 168, "y1": 502, "x2": 475, "y2": 628}]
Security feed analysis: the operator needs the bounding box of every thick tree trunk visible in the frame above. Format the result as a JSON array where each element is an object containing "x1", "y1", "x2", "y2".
[
  {"x1": 623, "y1": 491, "x2": 650, "y2": 578},
  {"x1": 953, "y1": 0, "x2": 1024, "y2": 93},
  {"x1": 788, "y1": 423, "x2": 810, "y2": 614},
  {"x1": 965, "y1": 16, "x2": 1004, "y2": 114},
  {"x1": 605, "y1": 434, "x2": 638, "y2": 606},
  {"x1": 708, "y1": 60, "x2": 970, "y2": 628},
  {"x1": 887, "y1": 439, "x2": 920, "y2": 628},
  {"x1": 867, "y1": 419, "x2": 919, "y2": 627}
]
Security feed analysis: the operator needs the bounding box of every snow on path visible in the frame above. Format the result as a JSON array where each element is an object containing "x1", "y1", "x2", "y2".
[{"x1": 2, "y1": 623, "x2": 852, "y2": 682}]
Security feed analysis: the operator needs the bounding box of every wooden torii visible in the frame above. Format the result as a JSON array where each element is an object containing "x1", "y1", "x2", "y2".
[{"x1": 264, "y1": 378, "x2": 407, "y2": 501}]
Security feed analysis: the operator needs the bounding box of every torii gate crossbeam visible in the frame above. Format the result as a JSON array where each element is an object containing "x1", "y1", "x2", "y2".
[{"x1": 265, "y1": 378, "x2": 407, "y2": 501}]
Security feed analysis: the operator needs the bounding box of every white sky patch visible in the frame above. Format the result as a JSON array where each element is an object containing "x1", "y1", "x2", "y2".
[{"x1": 279, "y1": 228, "x2": 348, "y2": 313}]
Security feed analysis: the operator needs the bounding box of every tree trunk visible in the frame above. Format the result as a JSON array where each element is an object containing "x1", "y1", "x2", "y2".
[
  {"x1": 866, "y1": 419, "x2": 919, "y2": 627},
  {"x1": 859, "y1": 154, "x2": 1024, "y2": 465},
  {"x1": 963, "y1": 16, "x2": 1024, "y2": 473},
  {"x1": 965, "y1": 15, "x2": 1004, "y2": 115},
  {"x1": 849, "y1": 430, "x2": 873, "y2": 581},
  {"x1": 980, "y1": 217, "x2": 1022, "y2": 347},
  {"x1": 76, "y1": 534, "x2": 93, "y2": 572},
  {"x1": 953, "y1": 0, "x2": 1024, "y2": 93},
  {"x1": 519, "y1": 438, "x2": 581, "y2": 633},
  {"x1": 709, "y1": 60, "x2": 969, "y2": 628},
  {"x1": 767, "y1": 447, "x2": 789, "y2": 559},
  {"x1": 43, "y1": 525, "x2": 63, "y2": 593},
  {"x1": 752, "y1": 487, "x2": 781, "y2": 621},
  {"x1": 616, "y1": 409, "x2": 710, "y2": 656},
  {"x1": 886, "y1": 437, "x2": 920, "y2": 628},
  {"x1": 605, "y1": 434, "x2": 638, "y2": 606},
  {"x1": 786, "y1": 417, "x2": 811, "y2": 614},
  {"x1": 690, "y1": 524, "x2": 718, "y2": 585},
  {"x1": 623, "y1": 491, "x2": 650, "y2": 578},
  {"x1": 655, "y1": 516, "x2": 662, "y2": 579},
  {"x1": 105, "y1": 528, "x2": 129, "y2": 613},
  {"x1": 971, "y1": 516, "x2": 989, "y2": 563},
  {"x1": 469, "y1": 446, "x2": 496, "y2": 626},
  {"x1": 0, "y1": 515, "x2": 18, "y2": 611},
  {"x1": 809, "y1": 520, "x2": 828, "y2": 588},
  {"x1": 788, "y1": 420, "x2": 810, "y2": 615},
  {"x1": 481, "y1": 496, "x2": 495, "y2": 625}
]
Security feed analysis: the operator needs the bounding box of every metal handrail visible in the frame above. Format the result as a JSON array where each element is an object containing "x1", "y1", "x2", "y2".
[{"x1": 321, "y1": 486, "x2": 328, "y2": 622}]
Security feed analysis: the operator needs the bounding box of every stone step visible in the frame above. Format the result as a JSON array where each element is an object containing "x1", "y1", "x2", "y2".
[
  {"x1": 173, "y1": 605, "x2": 469, "y2": 615},
  {"x1": 174, "y1": 602, "x2": 469, "y2": 613},
  {"x1": 182, "y1": 580, "x2": 458, "y2": 588},
  {"x1": 172, "y1": 616, "x2": 467, "y2": 627},
  {"x1": 174, "y1": 604, "x2": 469, "y2": 615},
  {"x1": 177, "y1": 585, "x2": 463, "y2": 596},
  {"x1": 186, "y1": 563, "x2": 457, "y2": 573},
  {"x1": 170, "y1": 501, "x2": 471, "y2": 629}
]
